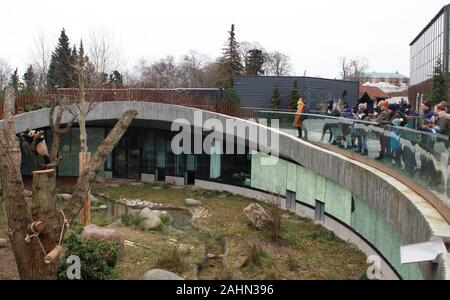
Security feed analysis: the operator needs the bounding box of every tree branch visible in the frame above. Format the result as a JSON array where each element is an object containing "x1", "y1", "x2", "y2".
[{"x1": 63, "y1": 110, "x2": 138, "y2": 222}]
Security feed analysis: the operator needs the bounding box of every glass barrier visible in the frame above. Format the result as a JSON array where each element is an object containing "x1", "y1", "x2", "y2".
[{"x1": 256, "y1": 111, "x2": 450, "y2": 210}]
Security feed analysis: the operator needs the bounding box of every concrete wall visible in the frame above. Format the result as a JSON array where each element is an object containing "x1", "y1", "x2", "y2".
[{"x1": 2, "y1": 101, "x2": 449, "y2": 279}]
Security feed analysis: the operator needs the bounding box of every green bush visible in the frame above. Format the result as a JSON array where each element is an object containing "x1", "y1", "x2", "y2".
[
  {"x1": 121, "y1": 213, "x2": 141, "y2": 227},
  {"x1": 58, "y1": 229, "x2": 119, "y2": 280}
]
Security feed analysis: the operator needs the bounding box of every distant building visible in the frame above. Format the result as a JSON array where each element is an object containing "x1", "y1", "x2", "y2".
[
  {"x1": 359, "y1": 85, "x2": 389, "y2": 112},
  {"x1": 233, "y1": 75, "x2": 359, "y2": 110},
  {"x1": 409, "y1": 4, "x2": 450, "y2": 111},
  {"x1": 360, "y1": 71, "x2": 409, "y2": 88}
]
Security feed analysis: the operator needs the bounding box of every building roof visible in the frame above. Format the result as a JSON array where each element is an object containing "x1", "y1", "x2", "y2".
[
  {"x1": 362, "y1": 71, "x2": 409, "y2": 79},
  {"x1": 410, "y1": 4, "x2": 449, "y2": 46},
  {"x1": 359, "y1": 86, "x2": 389, "y2": 100}
]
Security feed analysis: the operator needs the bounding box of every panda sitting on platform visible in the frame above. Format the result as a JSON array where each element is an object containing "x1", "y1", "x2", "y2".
[{"x1": 23, "y1": 129, "x2": 50, "y2": 164}]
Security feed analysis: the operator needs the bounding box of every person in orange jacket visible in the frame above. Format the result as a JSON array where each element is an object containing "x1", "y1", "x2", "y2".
[{"x1": 293, "y1": 98, "x2": 305, "y2": 138}]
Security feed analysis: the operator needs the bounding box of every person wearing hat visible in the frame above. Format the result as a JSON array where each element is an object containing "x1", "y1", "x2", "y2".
[{"x1": 293, "y1": 98, "x2": 305, "y2": 138}]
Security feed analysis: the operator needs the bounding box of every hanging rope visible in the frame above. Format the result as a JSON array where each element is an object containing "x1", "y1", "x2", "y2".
[{"x1": 24, "y1": 210, "x2": 70, "y2": 261}]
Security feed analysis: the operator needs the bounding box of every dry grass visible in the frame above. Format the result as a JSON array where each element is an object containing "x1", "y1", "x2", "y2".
[{"x1": 0, "y1": 183, "x2": 368, "y2": 280}]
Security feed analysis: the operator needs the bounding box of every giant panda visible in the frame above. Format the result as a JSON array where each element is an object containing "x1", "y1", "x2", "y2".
[{"x1": 24, "y1": 129, "x2": 50, "y2": 164}]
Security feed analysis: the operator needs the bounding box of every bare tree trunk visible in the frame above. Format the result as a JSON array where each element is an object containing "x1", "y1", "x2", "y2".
[
  {"x1": 64, "y1": 109, "x2": 138, "y2": 222},
  {"x1": 49, "y1": 98, "x2": 74, "y2": 164},
  {"x1": 79, "y1": 152, "x2": 91, "y2": 225},
  {"x1": 0, "y1": 87, "x2": 138, "y2": 279},
  {"x1": 0, "y1": 88, "x2": 60, "y2": 279}
]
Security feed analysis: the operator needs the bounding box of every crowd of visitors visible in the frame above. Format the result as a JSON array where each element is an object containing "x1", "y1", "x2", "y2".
[{"x1": 293, "y1": 97, "x2": 449, "y2": 189}]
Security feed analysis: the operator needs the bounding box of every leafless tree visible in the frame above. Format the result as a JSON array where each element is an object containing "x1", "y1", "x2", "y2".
[
  {"x1": 87, "y1": 29, "x2": 123, "y2": 82},
  {"x1": 0, "y1": 58, "x2": 12, "y2": 91},
  {"x1": 338, "y1": 56, "x2": 369, "y2": 81},
  {"x1": 338, "y1": 56, "x2": 352, "y2": 80},
  {"x1": 135, "y1": 56, "x2": 179, "y2": 88},
  {"x1": 29, "y1": 31, "x2": 51, "y2": 91},
  {"x1": 264, "y1": 51, "x2": 293, "y2": 76},
  {"x1": 178, "y1": 50, "x2": 211, "y2": 87}
]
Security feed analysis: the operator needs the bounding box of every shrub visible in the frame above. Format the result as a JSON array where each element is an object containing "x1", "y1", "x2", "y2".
[
  {"x1": 242, "y1": 242, "x2": 273, "y2": 269},
  {"x1": 58, "y1": 229, "x2": 119, "y2": 280},
  {"x1": 156, "y1": 247, "x2": 188, "y2": 274},
  {"x1": 267, "y1": 195, "x2": 282, "y2": 242},
  {"x1": 121, "y1": 212, "x2": 140, "y2": 227}
]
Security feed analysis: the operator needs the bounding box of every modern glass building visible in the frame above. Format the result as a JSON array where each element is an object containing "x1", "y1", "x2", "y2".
[{"x1": 409, "y1": 4, "x2": 450, "y2": 106}]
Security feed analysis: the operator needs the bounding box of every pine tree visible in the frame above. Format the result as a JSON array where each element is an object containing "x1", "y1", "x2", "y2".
[
  {"x1": 289, "y1": 79, "x2": 300, "y2": 109},
  {"x1": 430, "y1": 58, "x2": 448, "y2": 105},
  {"x1": 23, "y1": 65, "x2": 36, "y2": 95},
  {"x1": 10, "y1": 68, "x2": 20, "y2": 93},
  {"x1": 217, "y1": 24, "x2": 243, "y2": 87},
  {"x1": 47, "y1": 29, "x2": 76, "y2": 90},
  {"x1": 245, "y1": 49, "x2": 265, "y2": 75},
  {"x1": 222, "y1": 81, "x2": 240, "y2": 106},
  {"x1": 271, "y1": 82, "x2": 281, "y2": 109}
]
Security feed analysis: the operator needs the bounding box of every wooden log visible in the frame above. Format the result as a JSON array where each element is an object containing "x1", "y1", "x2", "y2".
[{"x1": 44, "y1": 245, "x2": 63, "y2": 264}]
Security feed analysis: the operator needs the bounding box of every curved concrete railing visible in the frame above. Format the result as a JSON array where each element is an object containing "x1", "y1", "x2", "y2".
[{"x1": 1, "y1": 101, "x2": 449, "y2": 280}]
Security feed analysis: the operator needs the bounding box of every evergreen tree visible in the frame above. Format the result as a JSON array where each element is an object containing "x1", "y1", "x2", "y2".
[
  {"x1": 222, "y1": 81, "x2": 240, "y2": 106},
  {"x1": 245, "y1": 49, "x2": 265, "y2": 75},
  {"x1": 289, "y1": 79, "x2": 300, "y2": 109},
  {"x1": 47, "y1": 29, "x2": 76, "y2": 90},
  {"x1": 430, "y1": 58, "x2": 448, "y2": 105},
  {"x1": 10, "y1": 68, "x2": 20, "y2": 93},
  {"x1": 23, "y1": 65, "x2": 36, "y2": 95},
  {"x1": 217, "y1": 24, "x2": 243, "y2": 86},
  {"x1": 109, "y1": 70, "x2": 124, "y2": 87},
  {"x1": 271, "y1": 82, "x2": 281, "y2": 109}
]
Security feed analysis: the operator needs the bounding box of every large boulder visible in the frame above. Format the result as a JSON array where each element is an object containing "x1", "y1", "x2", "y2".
[
  {"x1": 80, "y1": 224, "x2": 125, "y2": 259},
  {"x1": 243, "y1": 203, "x2": 270, "y2": 230},
  {"x1": 139, "y1": 208, "x2": 161, "y2": 230},
  {"x1": 0, "y1": 238, "x2": 8, "y2": 248},
  {"x1": 143, "y1": 269, "x2": 184, "y2": 280},
  {"x1": 185, "y1": 198, "x2": 202, "y2": 206}
]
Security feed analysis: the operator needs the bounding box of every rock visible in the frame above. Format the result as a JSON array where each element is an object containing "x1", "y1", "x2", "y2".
[
  {"x1": 143, "y1": 269, "x2": 184, "y2": 280},
  {"x1": 0, "y1": 238, "x2": 8, "y2": 248},
  {"x1": 139, "y1": 208, "x2": 161, "y2": 230},
  {"x1": 243, "y1": 203, "x2": 270, "y2": 230},
  {"x1": 139, "y1": 207, "x2": 154, "y2": 220},
  {"x1": 141, "y1": 215, "x2": 161, "y2": 230},
  {"x1": 56, "y1": 193, "x2": 72, "y2": 202},
  {"x1": 80, "y1": 224, "x2": 125, "y2": 259},
  {"x1": 185, "y1": 198, "x2": 202, "y2": 206},
  {"x1": 207, "y1": 253, "x2": 216, "y2": 259},
  {"x1": 130, "y1": 182, "x2": 143, "y2": 186}
]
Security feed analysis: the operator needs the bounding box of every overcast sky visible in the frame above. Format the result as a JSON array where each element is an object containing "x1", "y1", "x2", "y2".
[{"x1": 1, "y1": 0, "x2": 449, "y2": 79}]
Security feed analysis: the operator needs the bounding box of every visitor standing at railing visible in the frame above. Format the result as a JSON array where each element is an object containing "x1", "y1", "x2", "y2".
[
  {"x1": 340, "y1": 103, "x2": 354, "y2": 149},
  {"x1": 293, "y1": 98, "x2": 305, "y2": 139},
  {"x1": 321, "y1": 100, "x2": 340, "y2": 145},
  {"x1": 375, "y1": 101, "x2": 394, "y2": 160},
  {"x1": 354, "y1": 103, "x2": 370, "y2": 156},
  {"x1": 390, "y1": 106, "x2": 406, "y2": 167}
]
